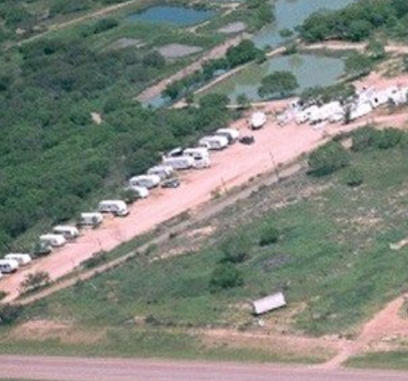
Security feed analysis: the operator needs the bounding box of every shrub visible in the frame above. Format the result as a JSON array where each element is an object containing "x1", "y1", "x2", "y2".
[
  {"x1": 376, "y1": 128, "x2": 404, "y2": 149},
  {"x1": 0, "y1": 304, "x2": 23, "y2": 324},
  {"x1": 220, "y1": 234, "x2": 251, "y2": 263},
  {"x1": 351, "y1": 126, "x2": 380, "y2": 152},
  {"x1": 343, "y1": 167, "x2": 364, "y2": 187},
  {"x1": 210, "y1": 263, "x2": 244, "y2": 292},
  {"x1": 259, "y1": 224, "x2": 279, "y2": 246},
  {"x1": 308, "y1": 142, "x2": 350, "y2": 176},
  {"x1": 20, "y1": 271, "x2": 51, "y2": 292}
]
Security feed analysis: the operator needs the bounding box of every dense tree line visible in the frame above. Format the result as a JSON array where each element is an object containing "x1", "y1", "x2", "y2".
[
  {"x1": 298, "y1": 0, "x2": 408, "y2": 43},
  {"x1": 0, "y1": 30, "x2": 232, "y2": 252}
]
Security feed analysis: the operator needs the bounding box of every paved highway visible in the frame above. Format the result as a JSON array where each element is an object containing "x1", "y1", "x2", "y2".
[{"x1": 1, "y1": 356, "x2": 408, "y2": 381}]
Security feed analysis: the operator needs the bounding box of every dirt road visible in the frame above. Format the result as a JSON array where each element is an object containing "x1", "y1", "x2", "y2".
[
  {"x1": 136, "y1": 33, "x2": 249, "y2": 102},
  {"x1": 0, "y1": 73, "x2": 407, "y2": 303},
  {"x1": 1, "y1": 355, "x2": 408, "y2": 381}
]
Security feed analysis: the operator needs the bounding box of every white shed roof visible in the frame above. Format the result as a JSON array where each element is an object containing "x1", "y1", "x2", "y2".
[{"x1": 252, "y1": 292, "x2": 286, "y2": 315}]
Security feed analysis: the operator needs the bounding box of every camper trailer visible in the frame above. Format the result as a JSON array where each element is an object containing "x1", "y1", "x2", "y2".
[
  {"x1": 98, "y1": 200, "x2": 129, "y2": 217},
  {"x1": 183, "y1": 147, "x2": 209, "y2": 161},
  {"x1": 4, "y1": 253, "x2": 31, "y2": 266},
  {"x1": 40, "y1": 234, "x2": 66, "y2": 247},
  {"x1": 350, "y1": 102, "x2": 373, "y2": 121},
  {"x1": 0, "y1": 259, "x2": 19, "y2": 273},
  {"x1": 250, "y1": 112, "x2": 267, "y2": 129},
  {"x1": 198, "y1": 135, "x2": 229, "y2": 150},
  {"x1": 147, "y1": 165, "x2": 174, "y2": 180},
  {"x1": 80, "y1": 212, "x2": 103, "y2": 227},
  {"x1": 215, "y1": 128, "x2": 240, "y2": 144},
  {"x1": 192, "y1": 157, "x2": 211, "y2": 169},
  {"x1": 53, "y1": 225, "x2": 79, "y2": 239},
  {"x1": 129, "y1": 175, "x2": 161, "y2": 189},
  {"x1": 162, "y1": 156, "x2": 195, "y2": 170},
  {"x1": 165, "y1": 147, "x2": 184, "y2": 158},
  {"x1": 125, "y1": 185, "x2": 149, "y2": 199}
]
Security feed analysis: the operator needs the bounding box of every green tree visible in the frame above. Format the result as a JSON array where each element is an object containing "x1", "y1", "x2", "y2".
[
  {"x1": 345, "y1": 52, "x2": 373, "y2": 78},
  {"x1": 236, "y1": 93, "x2": 250, "y2": 109},
  {"x1": 220, "y1": 234, "x2": 251, "y2": 263},
  {"x1": 210, "y1": 263, "x2": 244, "y2": 292},
  {"x1": 366, "y1": 38, "x2": 386, "y2": 60},
  {"x1": 308, "y1": 142, "x2": 350, "y2": 176},
  {"x1": 258, "y1": 71, "x2": 299, "y2": 99}
]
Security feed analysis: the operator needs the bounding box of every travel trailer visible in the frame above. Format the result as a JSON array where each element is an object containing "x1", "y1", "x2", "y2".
[
  {"x1": 183, "y1": 147, "x2": 209, "y2": 161},
  {"x1": 40, "y1": 234, "x2": 66, "y2": 247},
  {"x1": 125, "y1": 185, "x2": 149, "y2": 199},
  {"x1": 162, "y1": 156, "x2": 195, "y2": 170},
  {"x1": 80, "y1": 212, "x2": 103, "y2": 227},
  {"x1": 129, "y1": 175, "x2": 161, "y2": 189},
  {"x1": 198, "y1": 135, "x2": 229, "y2": 150},
  {"x1": 349, "y1": 102, "x2": 373, "y2": 121},
  {"x1": 98, "y1": 200, "x2": 129, "y2": 217},
  {"x1": 147, "y1": 165, "x2": 174, "y2": 180},
  {"x1": 53, "y1": 225, "x2": 79, "y2": 239},
  {"x1": 4, "y1": 253, "x2": 32, "y2": 266},
  {"x1": 250, "y1": 112, "x2": 267, "y2": 129},
  {"x1": 215, "y1": 128, "x2": 240, "y2": 144},
  {"x1": 0, "y1": 259, "x2": 19, "y2": 273}
]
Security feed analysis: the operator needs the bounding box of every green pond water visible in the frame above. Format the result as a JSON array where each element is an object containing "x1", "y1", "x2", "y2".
[
  {"x1": 202, "y1": 54, "x2": 345, "y2": 103},
  {"x1": 253, "y1": 0, "x2": 357, "y2": 48},
  {"x1": 126, "y1": 5, "x2": 216, "y2": 26}
]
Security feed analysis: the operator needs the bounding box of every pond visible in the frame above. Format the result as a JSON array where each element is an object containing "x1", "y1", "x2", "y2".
[
  {"x1": 201, "y1": 54, "x2": 345, "y2": 103},
  {"x1": 253, "y1": 0, "x2": 356, "y2": 48},
  {"x1": 127, "y1": 5, "x2": 216, "y2": 27}
]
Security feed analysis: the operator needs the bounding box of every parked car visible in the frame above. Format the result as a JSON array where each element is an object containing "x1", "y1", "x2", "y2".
[
  {"x1": 161, "y1": 178, "x2": 181, "y2": 189},
  {"x1": 239, "y1": 135, "x2": 255, "y2": 145}
]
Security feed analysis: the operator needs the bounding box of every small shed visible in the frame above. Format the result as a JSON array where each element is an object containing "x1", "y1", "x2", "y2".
[{"x1": 252, "y1": 292, "x2": 287, "y2": 315}]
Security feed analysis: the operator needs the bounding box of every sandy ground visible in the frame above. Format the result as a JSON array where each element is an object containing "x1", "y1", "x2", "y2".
[
  {"x1": 1, "y1": 72, "x2": 407, "y2": 303},
  {"x1": 157, "y1": 44, "x2": 203, "y2": 59}
]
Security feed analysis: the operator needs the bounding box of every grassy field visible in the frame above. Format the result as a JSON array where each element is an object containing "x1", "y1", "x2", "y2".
[
  {"x1": 1, "y1": 131, "x2": 408, "y2": 362},
  {"x1": 347, "y1": 351, "x2": 408, "y2": 370}
]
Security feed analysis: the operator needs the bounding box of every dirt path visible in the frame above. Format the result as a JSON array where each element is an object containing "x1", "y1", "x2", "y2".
[
  {"x1": 17, "y1": 0, "x2": 140, "y2": 46},
  {"x1": 303, "y1": 40, "x2": 408, "y2": 55},
  {"x1": 137, "y1": 33, "x2": 250, "y2": 102},
  {"x1": 320, "y1": 296, "x2": 408, "y2": 369}
]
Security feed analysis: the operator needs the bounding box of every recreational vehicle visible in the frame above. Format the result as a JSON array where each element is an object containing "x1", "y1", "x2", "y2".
[
  {"x1": 192, "y1": 157, "x2": 211, "y2": 169},
  {"x1": 215, "y1": 128, "x2": 240, "y2": 144},
  {"x1": 165, "y1": 147, "x2": 184, "y2": 158},
  {"x1": 5, "y1": 253, "x2": 32, "y2": 266},
  {"x1": 125, "y1": 185, "x2": 149, "y2": 199},
  {"x1": 98, "y1": 200, "x2": 129, "y2": 217},
  {"x1": 53, "y1": 225, "x2": 79, "y2": 239},
  {"x1": 147, "y1": 165, "x2": 174, "y2": 180},
  {"x1": 183, "y1": 147, "x2": 209, "y2": 161},
  {"x1": 162, "y1": 156, "x2": 195, "y2": 170},
  {"x1": 129, "y1": 174, "x2": 161, "y2": 189},
  {"x1": 198, "y1": 135, "x2": 229, "y2": 150},
  {"x1": 250, "y1": 112, "x2": 266, "y2": 129},
  {"x1": 40, "y1": 234, "x2": 67, "y2": 247},
  {"x1": 0, "y1": 259, "x2": 19, "y2": 273},
  {"x1": 80, "y1": 212, "x2": 103, "y2": 227},
  {"x1": 350, "y1": 102, "x2": 373, "y2": 121}
]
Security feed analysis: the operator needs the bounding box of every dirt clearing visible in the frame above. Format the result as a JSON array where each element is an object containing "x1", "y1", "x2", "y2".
[{"x1": 157, "y1": 44, "x2": 203, "y2": 59}]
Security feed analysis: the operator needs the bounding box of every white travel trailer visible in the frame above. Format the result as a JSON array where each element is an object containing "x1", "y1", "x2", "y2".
[
  {"x1": 387, "y1": 86, "x2": 408, "y2": 105},
  {"x1": 0, "y1": 259, "x2": 19, "y2": 273},
  {"x1": 163, "y1": 156, "x2": 195, "y2": 170},
  {"x1": 199, "y1": 135, "x2": 229, "y2": 150},
  {"x1": 98, "y1": 200, "x2": 129, "y2": 217},
  {"x1": 80, "y1": 212, "x2": 103, "y2": 227},
  {"x1": 40, "y1": 234, "x2": 67, "y2": 247},
  {"x1": 5, "y1": 253, "x2": 32, "y2": 266},
  {"x1": 215, "y1": 128, "x2": 240, "y2": 144},
  {"x1": 183, "y1": 147, "x2": 209, "y2": 161},
  {"x1": 129, "y1": 174, "x2": 161, "y2": 189},
  {"x1": 250, "y1": 111, "x2": 267, "y2": 129},
  {"x1": 53, "y1": 225, "x2": 79, "y2": 239},
  {"x1": 192, "y1": 157, "x2": 211, "y2": 169},
  {"x1": 349, "y1": 101, "x2": 373, "y2": 121},
  {"x1": 147, "y1": 165, "x2": 174, "y2": 180},
  {"x1": 125, "y1": 185, "x2": 149, "y2": 199}
]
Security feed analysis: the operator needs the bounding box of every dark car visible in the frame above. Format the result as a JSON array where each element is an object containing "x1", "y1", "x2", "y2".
[
  {"x1": 161, "y1": 178, "x2": 181, "y2": 188},
  {"x1": 239, "y1": 135, "x2": 255, "y2": 145}
]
